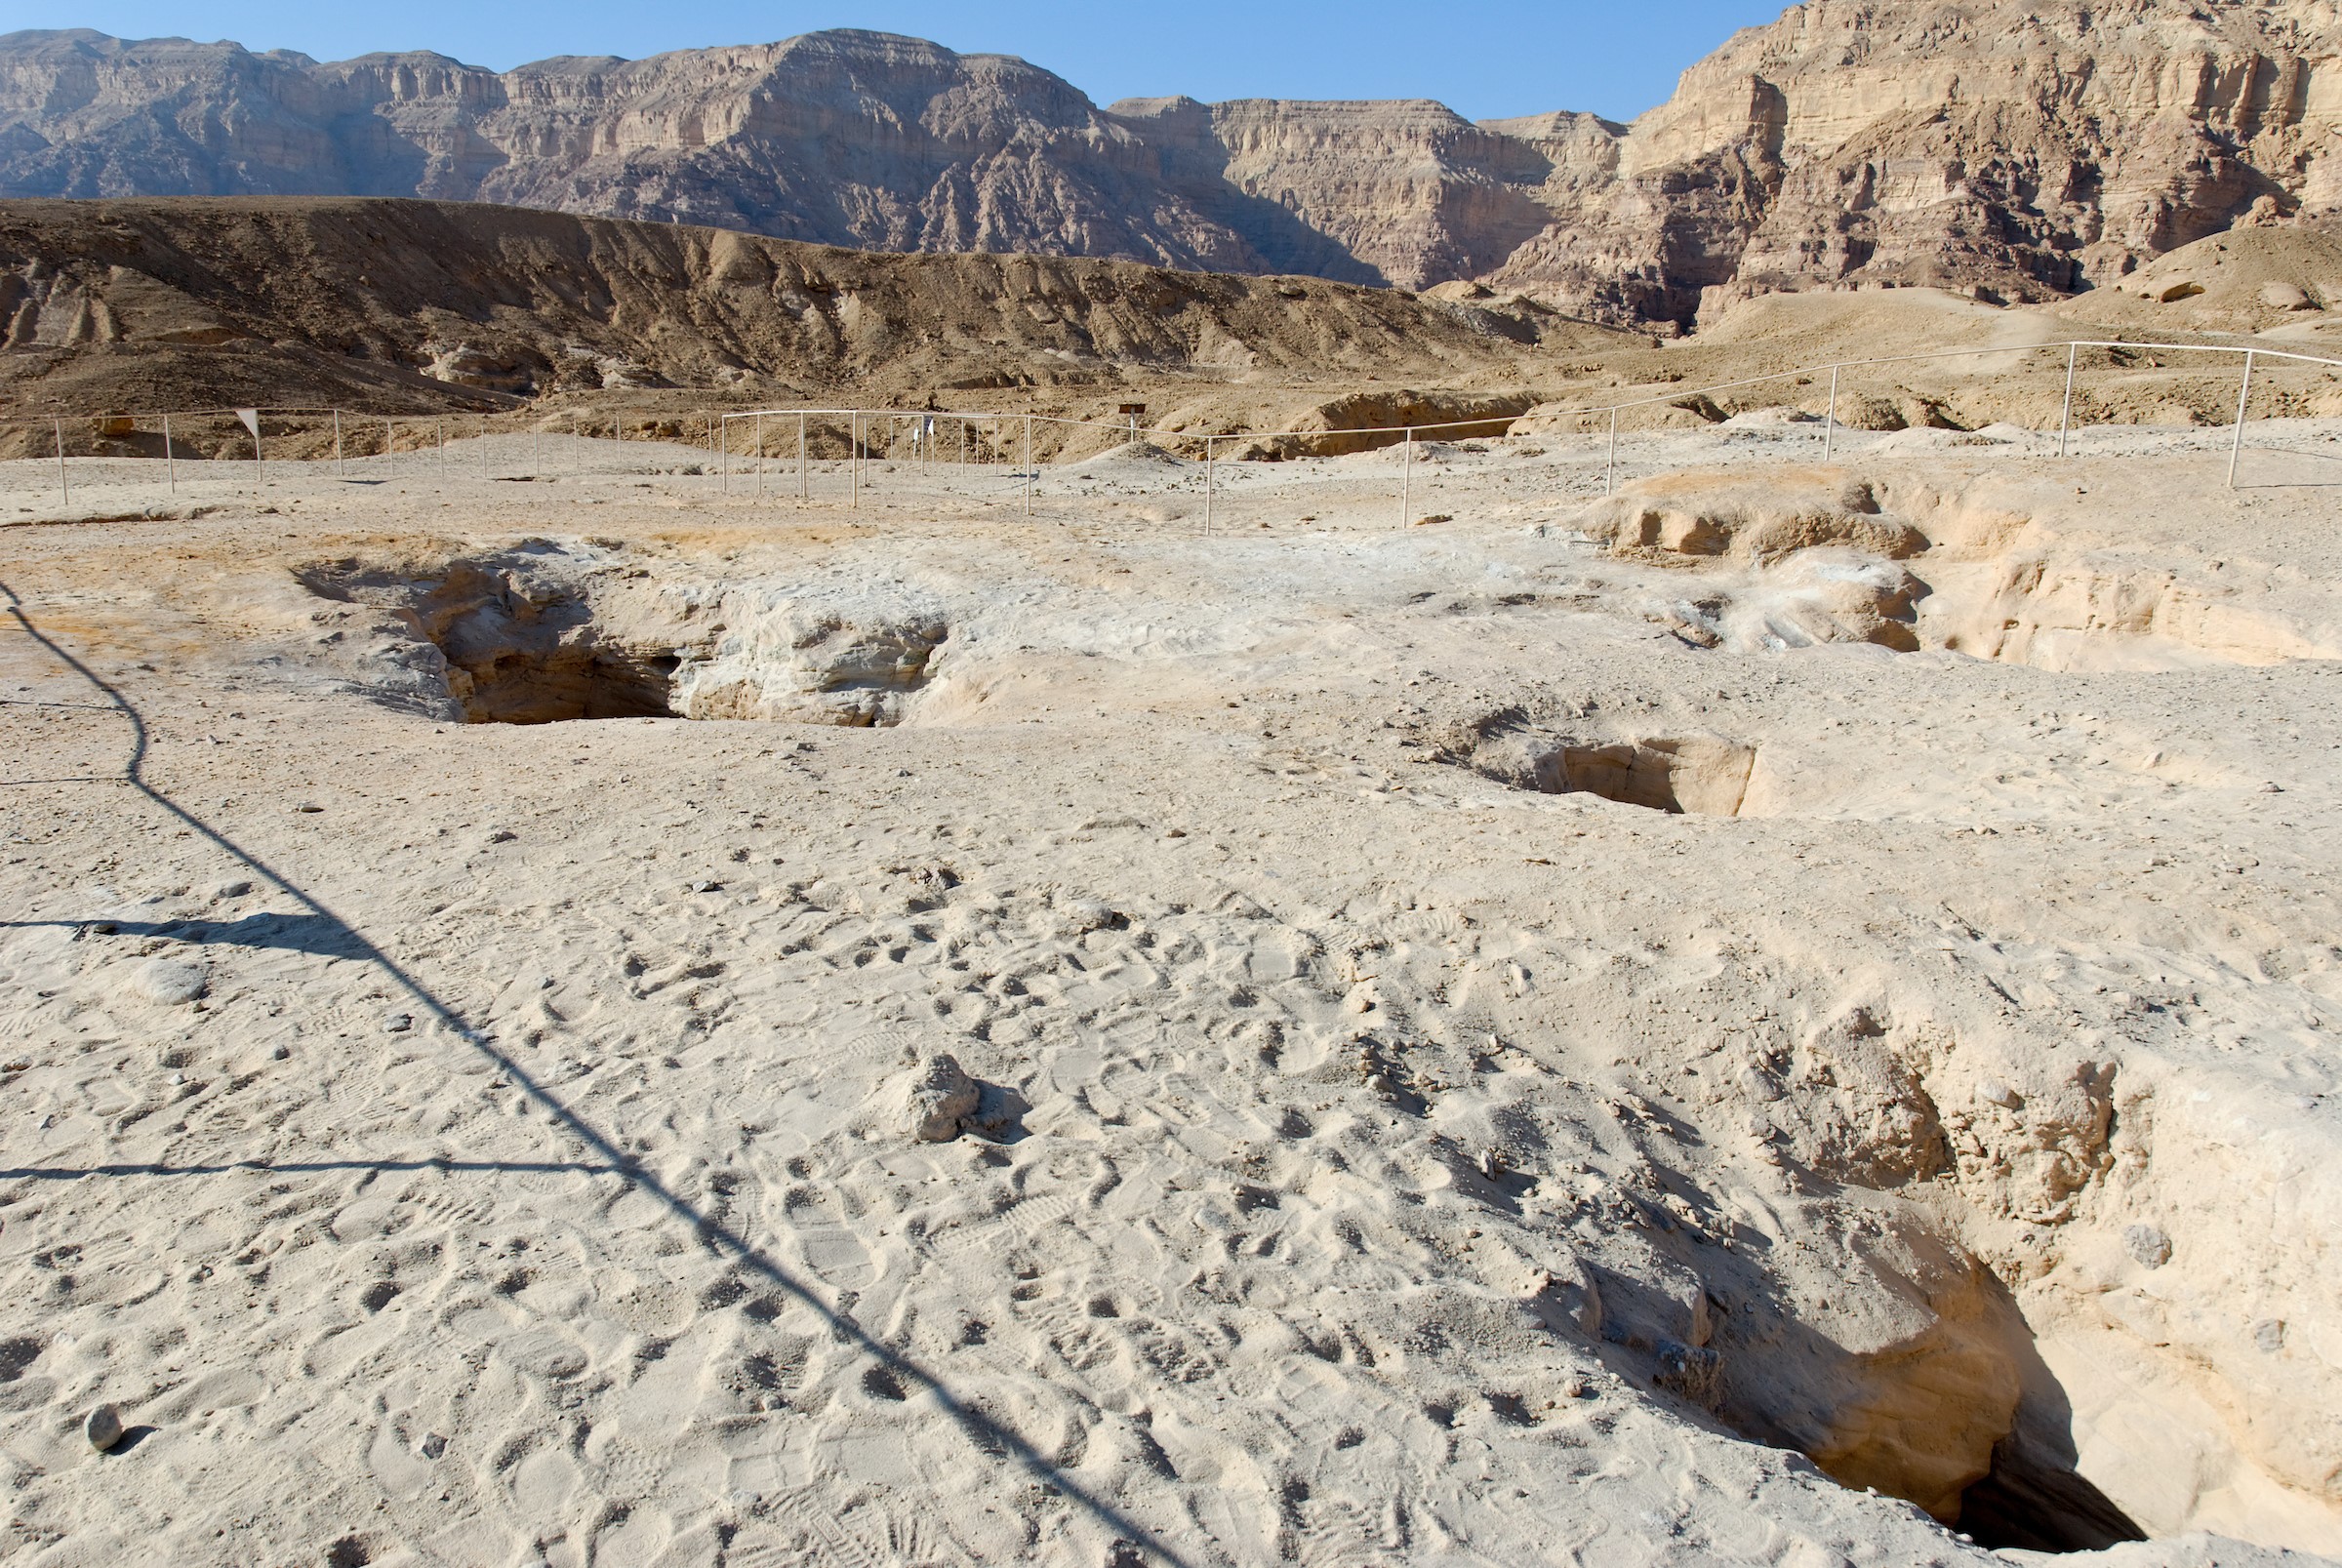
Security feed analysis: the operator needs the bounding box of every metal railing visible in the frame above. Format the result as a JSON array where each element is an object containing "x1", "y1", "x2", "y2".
[
  {"x1": 2, "y1": 405, "x2": 729, "y2": 505},
  {"x1": 717, "y1": 338, "x2": 2342, "y2": 531},
  {"x1": 9, "y1": 338, "x2": 2340, "y2": 519}
]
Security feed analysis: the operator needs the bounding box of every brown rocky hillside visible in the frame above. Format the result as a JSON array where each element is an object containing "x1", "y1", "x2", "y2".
[{"x1": 0, "y1": 196, "x2": 1620, "y2": 416}]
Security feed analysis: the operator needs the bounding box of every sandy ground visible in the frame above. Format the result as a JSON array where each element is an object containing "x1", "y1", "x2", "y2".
[{"x1": 0, "y1": 426, "x2": 2338, "y2": 1567}]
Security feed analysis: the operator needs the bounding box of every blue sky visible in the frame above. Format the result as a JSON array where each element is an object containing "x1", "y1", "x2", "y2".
[{"x1": 11, "y1": 1, "x2": 1791, "y2": 122}]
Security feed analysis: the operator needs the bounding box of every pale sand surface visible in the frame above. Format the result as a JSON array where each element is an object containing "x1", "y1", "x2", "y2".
[{"x1": 0, "y1": 426, "x2": 2337, "y2": 1566}]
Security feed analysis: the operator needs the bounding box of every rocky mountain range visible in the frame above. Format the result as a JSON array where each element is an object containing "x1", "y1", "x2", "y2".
[{"x1": 2, "y1": 2, "x2": 2337, "y2": 329}]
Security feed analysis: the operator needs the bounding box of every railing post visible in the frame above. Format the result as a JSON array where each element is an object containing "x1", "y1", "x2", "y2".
[
  {"x1": 334, "y1": 409, "x2": 343, "y2": 480},
  {"x1": 54, "y1": 416, "x2": 67, "y2": 504},
  {"x1": 1823, "y1": 366, "x2": 1838, "y2": 461},
  {"x1": 438, "y1": 417, "x2": 446, "y2": 482},
  {"x1": 572, "y1": 410, "x2": 580, "y2": 476},
  {"x1": 1024, "y1": 415, "x2": 1032, "y2": 514},
  {"x1": 1204, "y1": 436, "x2": 1215, "y2": 538},
  {"x1": 532, "y1": 422, "x2": 540, "y2": 480},
  {"x1": 1605, "y1": 408, "x2": 1618, "y2": 496},
  {"x1": 2059, "y1": 342, "x2": 2078, "y2": 458},
  {"x1": 720, "y1": 415, "x2": 730, "y2": 494},
  {"x1": 852, "y1": 413, "x2": 862, "y2": 508},
  {"x1": 164, "y1": 412, "x2": 175, "y2": 495},
  {"x1": 1400, "y1": 427, "x2": 1412, "y2": 527},
  {"x1": 2228, "y1": 348, "x2": 2255, "y2": 489},
  {"x1": 755, "y1": 412, "x2": 765, "y2": 497},
  {"x1": 798, "y1": 413, "x2": 807, "y2": 503}
]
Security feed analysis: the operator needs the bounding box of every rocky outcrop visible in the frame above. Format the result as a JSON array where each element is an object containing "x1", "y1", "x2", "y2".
[
  {"x1": 1516, "y1": 0, "x2": 2342, "y2": 324},
  {"x1": 1, "y1": 5, "x2": 2337, "y2": 326}
]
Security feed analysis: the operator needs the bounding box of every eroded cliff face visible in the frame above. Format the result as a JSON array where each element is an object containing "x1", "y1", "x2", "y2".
[
  {"x1": 1, "y1": 4, "x2": 2337, "y2": 326},
  {"x1": 1534, "y1": 0, "x2": 2342, "y2": 321}
]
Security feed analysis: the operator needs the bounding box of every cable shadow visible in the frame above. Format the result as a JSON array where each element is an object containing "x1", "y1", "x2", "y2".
[
  {"x1": 2, "y1": 912, "x2": 366, "y2": 958},
  {"x1": 0, "y1": 579, "x2": 1196, "y2": 1568},
  {"x1": 1, "y1": 1158, "x2": 619, "y2": 1180},
  {"x1": 2236, "y1": 444, "x2": 2342, "y2": 488}
]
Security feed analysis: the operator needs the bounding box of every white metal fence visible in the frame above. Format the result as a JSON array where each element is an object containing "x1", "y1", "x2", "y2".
[
  {"x1": 7, "y1": 339, "x2": 2339, "y2": 522},
  {"x1": 713, "y1": 340, "x2": 2342, "y2": 532}
]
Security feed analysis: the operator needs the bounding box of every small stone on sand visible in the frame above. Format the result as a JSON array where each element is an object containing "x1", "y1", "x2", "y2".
[{"x1": 85, "y1": 1405, "x2": 124, "y2": 1451}]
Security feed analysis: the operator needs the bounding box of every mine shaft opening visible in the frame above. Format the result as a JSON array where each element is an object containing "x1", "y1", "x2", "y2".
[
  {"x1": 1470, "y1": 735, "x2": 1759, "y2": 816},
  {"x1": 454, "y1": 649, "x2": 681, "y2": 724},
  {"x1": 1954, "y1": 1432, "x2": 2147, "y2": 1553},
  {"x1": 1549, "y1": 740, "x2": 1755, "y2": 815}
]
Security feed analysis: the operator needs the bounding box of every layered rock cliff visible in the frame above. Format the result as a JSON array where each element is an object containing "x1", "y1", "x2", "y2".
[
  {"x1": 1499, "y1": 0, "x2": 2342, "y2": 323},
  {"x1": 1, "y1": 3, "x2": 2337, "y2": 328}
]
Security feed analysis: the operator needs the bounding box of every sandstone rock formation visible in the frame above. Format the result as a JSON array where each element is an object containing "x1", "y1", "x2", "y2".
[
  {"x1": 1496, "y1": 0, "x2": 2342, "y2": 325},
  {"x1": 4, "y1": 5, "x2": 2336, "y2": 327}
]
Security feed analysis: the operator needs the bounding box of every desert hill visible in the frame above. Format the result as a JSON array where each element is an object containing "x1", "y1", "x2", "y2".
[
  {"x1": 8, "y1": 197, "x2": 2342, "y2": 449},
  {"x1": 3, "y1": 3, "x2": 2337, "y2": 328},
  {"x1": 0, "y1": 196, "x2": 1620, "y2": 418}
]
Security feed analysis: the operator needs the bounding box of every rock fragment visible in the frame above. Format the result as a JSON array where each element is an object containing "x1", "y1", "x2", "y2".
[
  {"x1": 904, "y1": 1053, "x2": 981, "y2": 1143},
  {"x1": 1975, "y1": 1077, "x2": 2020, "y2": 1108},
  {"x1": 1653, "y1": 1340, "x2": 1723, "y2": 1408},
  {"x1": 1053, "y1": 897, "x2": 1117, "y2": 936},
  {"x1": 2122, "y1": 1223, "x2": 2171, "y2": 1268},
  {"x1": 131, "y1": 959, "x2": 207, "y2": 1006}
]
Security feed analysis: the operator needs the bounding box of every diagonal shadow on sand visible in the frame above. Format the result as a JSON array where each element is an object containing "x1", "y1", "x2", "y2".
[
  {"x1": 0, "y1": 577, "x2": 1196, "y2": 1568},
  {"x1": 0, "y1": 911, "x2": 366, "y2": 958},
  {"x1": 0, "y1": 1158, "x2": 621, "y2": 1179}
]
